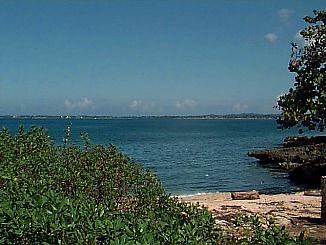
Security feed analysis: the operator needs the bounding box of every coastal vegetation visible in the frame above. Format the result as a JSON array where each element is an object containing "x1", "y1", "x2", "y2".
[
  {"x1": 0, "y1": 126, "x2": 309, "y2": 244},
  {"x1": 250, "y1": 10, "x2": 326, "y2": 188},
  {"x1": 277, "y1": 10, "x2": 326, "y2": 132},
  {"x1": 0, "y1": 126, "x2": 219, "y2": 243}
]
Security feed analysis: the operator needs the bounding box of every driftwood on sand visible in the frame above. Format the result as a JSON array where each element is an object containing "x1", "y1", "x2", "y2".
[{"x1": 231, "y1": 191, "x2": 260, "y2": 200}]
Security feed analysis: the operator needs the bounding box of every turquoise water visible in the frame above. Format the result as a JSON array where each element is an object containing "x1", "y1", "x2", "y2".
[{"x1": 0, "y1": 118, "x2": 304, "y2": 195}]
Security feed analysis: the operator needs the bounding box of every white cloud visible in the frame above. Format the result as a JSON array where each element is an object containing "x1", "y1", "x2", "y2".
[
  {"x1": 129, "y1": 100, "x2": 142, "y2": 109},
  {"x1": 64, "y1": 97, "x2": 94, "y2": 110},
  {"x1": 264, "y1": 33, "x2": 278, "y2": 44},
  {"x1": 278, "y1": 8, "x2": 294, "y2": 23},
  {"x1": 232, "y1": 103, "x2": 249, "y2": 112},
  {"x1": 128, "y1": 100, "x2": 156, "y2": 112},
  {"x1": 175, "y1": 99, "x2": 198, "y2": 109}
]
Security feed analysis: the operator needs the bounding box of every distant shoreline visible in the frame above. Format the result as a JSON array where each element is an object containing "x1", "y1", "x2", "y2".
[{"x1": 0, "y1": 113, "x2": 279, "y2": 120}]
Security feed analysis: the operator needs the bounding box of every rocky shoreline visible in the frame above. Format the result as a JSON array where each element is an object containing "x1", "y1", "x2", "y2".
[{"x1": 248, "y1": 136, "x2": 326, "y2": 186}]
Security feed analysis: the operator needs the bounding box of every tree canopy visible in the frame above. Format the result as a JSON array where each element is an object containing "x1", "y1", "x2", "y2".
[{"x1": 277, "y1": 10, "x2": 326, "y2": 132}]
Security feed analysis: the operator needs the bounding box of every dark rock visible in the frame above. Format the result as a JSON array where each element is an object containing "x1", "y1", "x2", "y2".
[
  {"x1": 289, "y1": 162, "x2": 326, "y2": 185},
  {"x1": 278, "y1": 162, "x2": 300, "y2": 170},
  {"x1": 283, "y1": 136, "x2": 309, "y2": 147},
  {"x1": 283, "y1": 136, "x2": 326, "y2": 148},
  {"x1": 248, "y1": 143, "x2": 326, "y2": 165},
  {"x1": 248, "y1": 142, "x2": 326, "y2": 186}
]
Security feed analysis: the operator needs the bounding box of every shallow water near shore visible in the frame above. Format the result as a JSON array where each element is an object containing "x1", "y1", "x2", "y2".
[{"x1": 0, "y1": 118, "x2": 314, "y2": 195}]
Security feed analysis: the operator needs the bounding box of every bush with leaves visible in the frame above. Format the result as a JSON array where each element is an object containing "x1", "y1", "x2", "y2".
[
  {"x1": 0, "y1": 127, "x2": 311, "y2": 244},
  {"x1": 0, "y1": 126, "x2": 220, "y2": 244}
]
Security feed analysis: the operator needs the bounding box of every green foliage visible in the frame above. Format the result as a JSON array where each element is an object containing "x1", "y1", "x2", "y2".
[
  {"x1": 0, "y1": 126, "x2": 220, "y2": 244},
  {"x1": 0, "y1": 127, "x2": 311, "y2": 244},
  {"x1": 277, "y1": 10, "x2": 326, "y2": 132}
]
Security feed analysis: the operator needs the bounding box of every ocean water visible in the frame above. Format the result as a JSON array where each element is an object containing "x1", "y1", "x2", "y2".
[{"x1": 0, "y1": 118, "x2": 305, "y2": 195}]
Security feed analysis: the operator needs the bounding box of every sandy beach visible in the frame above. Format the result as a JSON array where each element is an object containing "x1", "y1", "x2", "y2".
[{"x1": 179, "y1": 191, "x2": 326, "y2": 242}]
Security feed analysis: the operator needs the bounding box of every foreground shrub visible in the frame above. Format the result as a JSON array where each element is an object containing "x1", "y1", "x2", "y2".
[
  {"x1": 0, "y1": 126, "x2": 311, "y2": 244},
  {"x1": 0, "y1": 126, "x2": 220, "y2": 244}
]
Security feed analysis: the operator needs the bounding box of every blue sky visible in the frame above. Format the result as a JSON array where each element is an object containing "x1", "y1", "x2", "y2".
[{"x1": 0, "y1": 0, "x2": 324, "y2": 116}]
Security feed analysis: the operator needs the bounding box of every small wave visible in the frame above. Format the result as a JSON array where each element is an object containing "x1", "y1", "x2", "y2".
[{"x1": 176, "y1": 191, "x2": 220, "y2": 198}]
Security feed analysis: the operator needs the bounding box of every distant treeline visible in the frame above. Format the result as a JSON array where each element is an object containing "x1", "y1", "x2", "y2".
[{"x1": 0, "y1": 113, "x2": 279, "y2": 120}]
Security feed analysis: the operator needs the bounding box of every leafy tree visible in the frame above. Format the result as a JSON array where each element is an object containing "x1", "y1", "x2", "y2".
[{"x1": 277, "y1": 10, "x2": 326, "y2": 132}]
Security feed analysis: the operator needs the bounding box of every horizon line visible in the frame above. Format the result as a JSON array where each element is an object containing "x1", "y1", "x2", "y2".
[{"x1": 0, "y1": 113, "x2": 280, "y2": 118}]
